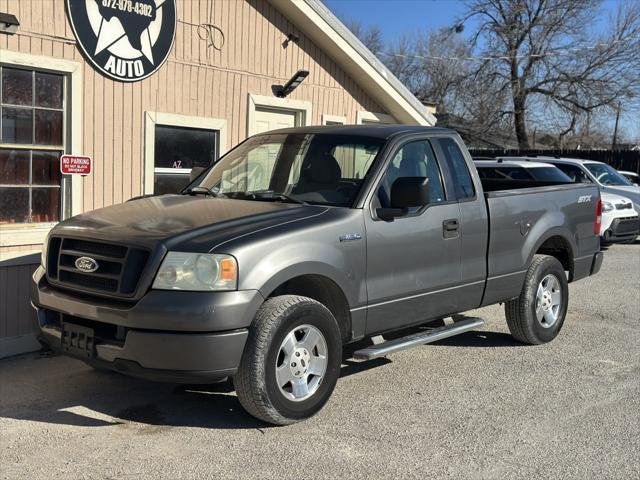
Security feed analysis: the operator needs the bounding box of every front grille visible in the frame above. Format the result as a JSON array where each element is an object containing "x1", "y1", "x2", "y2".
[
  {"x1": 46, "y1": 237, "x2": 150, "y2": 298},
  {"x1": 58, "y1": 270, "x2": 119, "y2": 292},
  {"x1": 615, "y1": 203, "x2": 633, "y2": 210},
  {"x1": 613, "y1": 218, "x2": 640, "y2": 235}
]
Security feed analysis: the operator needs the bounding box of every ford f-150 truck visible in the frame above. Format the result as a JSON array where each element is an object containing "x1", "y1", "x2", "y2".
[{"x1": 32, "y1": 125, "x2": 603, "y2": 425}]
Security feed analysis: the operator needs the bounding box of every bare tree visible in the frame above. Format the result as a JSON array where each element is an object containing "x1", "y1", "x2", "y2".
[
  {"x1": 341, "y1": 19, "x2": 385, "y2": 54},
  {"x1": 388, "y1": 29, "x2": 472, "y2": 110},
  {"x1": 465, "y1": 0, "x2": 640, "y2": 148},
  {"x1": 382, "y1": 29, "x2": 513, "y2": 140}
]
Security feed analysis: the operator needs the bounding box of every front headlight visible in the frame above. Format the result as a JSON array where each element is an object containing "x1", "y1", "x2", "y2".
[
  {"x1": 152, "y1": 252, "x2": 238, "y2": 291},
  {"x1": 602, "y1": 201, "x2": 614, "y2": 213}
]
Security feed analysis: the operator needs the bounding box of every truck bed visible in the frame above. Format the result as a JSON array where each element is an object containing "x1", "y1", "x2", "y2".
[{"x1": 480, "y1": 181, "x2": 600, "y2": 306}]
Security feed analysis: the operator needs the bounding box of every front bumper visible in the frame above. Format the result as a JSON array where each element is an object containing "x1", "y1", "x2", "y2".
[
  {"x1": 31, "y1": 267, "x2": 263, "y2": 383},
  {"x1": 602, "y1": 217, "x2": 639, "y2": 243}
]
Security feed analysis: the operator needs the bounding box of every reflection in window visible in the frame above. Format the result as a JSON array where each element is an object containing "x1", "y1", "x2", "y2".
[
  {"x1": 153, "y1": 124, "x2": 218, "y2": 194},
  {"x1": 0, "y1": 66, "x2": 66, "y2": 224},
  {"x1": 332, "y1": 143, "x2": 379, "y2": 180},
  {"x1": 1, "y1": 107, "x2": 33, "y2": 144}
]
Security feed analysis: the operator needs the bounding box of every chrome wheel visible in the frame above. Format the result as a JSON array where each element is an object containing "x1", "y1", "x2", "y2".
[
  {"x1": 535, "y1": 274, "x2": 562, "y2": 328},
  {"x1": 275, "y1": 324, "x2": 328, "y2": 402}
]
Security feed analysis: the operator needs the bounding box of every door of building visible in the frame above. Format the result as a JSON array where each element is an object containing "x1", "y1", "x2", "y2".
[{"x1": 253, "y1": 107, "x2": 297, "y2": 134}]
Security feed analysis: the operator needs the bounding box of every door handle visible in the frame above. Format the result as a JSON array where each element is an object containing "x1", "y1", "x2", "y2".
[{"x1": 443, "y1": 219, "x2": 459, "y2": 238}]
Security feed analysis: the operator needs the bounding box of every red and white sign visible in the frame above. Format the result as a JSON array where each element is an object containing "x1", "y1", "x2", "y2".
[{"x1": 60, "y1": 155, "x2": 92, "y2": 175}]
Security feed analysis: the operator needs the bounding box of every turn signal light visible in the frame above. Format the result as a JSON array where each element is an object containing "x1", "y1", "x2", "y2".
[{"x1": 220, "y1": 258, "x2": 237, "y2": 282}]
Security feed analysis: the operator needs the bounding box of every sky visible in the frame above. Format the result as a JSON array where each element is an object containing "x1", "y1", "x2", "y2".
[
  {"x1": 323, "y1": 0, "x2": 637, "y2": 140},
  {"x1": 324, "y1": 0, "x2": 621, "y2": 41},
  {"x1": 325, "y1": 0, "x2": 471, "y2": 40}
]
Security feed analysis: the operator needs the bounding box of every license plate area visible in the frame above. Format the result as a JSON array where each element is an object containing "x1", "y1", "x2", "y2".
[{"x1": 61, "y1": 322, "x2": 95, "y2": 358}]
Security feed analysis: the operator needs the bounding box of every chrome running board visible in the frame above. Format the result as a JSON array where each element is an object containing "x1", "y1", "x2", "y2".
[{"x1": 353, "y1": 317, "x2": 485, "y2": 360}]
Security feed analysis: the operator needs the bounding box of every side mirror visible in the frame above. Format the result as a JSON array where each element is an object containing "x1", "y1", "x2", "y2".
[
  {"x1": 376, "y1": 177, "x2": 429, "y2": 221},
  {"x1": 190, "y1": 166, "x2": 206, "y2": 182}
]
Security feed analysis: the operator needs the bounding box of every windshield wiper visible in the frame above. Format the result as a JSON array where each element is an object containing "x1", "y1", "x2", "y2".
[
  {"x1": 245, "y1": 190, "x2": 307, "y2": 205},
  {"x1": 182, "y1": 186, "x2": 225, "y2": 198}
]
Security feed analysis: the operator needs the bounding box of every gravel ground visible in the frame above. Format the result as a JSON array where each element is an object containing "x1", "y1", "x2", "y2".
[{"x1": 1, "y1": 243, "x2": 639, "y2": 480}]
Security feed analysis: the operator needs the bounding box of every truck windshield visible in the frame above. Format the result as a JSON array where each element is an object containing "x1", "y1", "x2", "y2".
[
  {"x1": 191, "y1": 133, "x2": 384, "y2": 207},
  {"x1": 584, "y1": 163, "x2": 633, "y2": 186}
]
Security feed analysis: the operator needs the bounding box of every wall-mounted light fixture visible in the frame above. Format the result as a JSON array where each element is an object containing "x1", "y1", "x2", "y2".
[
  {"x1": 282, "y1": 33, "x2": 300, "y2": 49},
  {"x1": 274, "y1": 70, "x2": 309, "y2": 98},
  {"x1": 0, "y1": 12, "x2": 19, "y2": 35}
]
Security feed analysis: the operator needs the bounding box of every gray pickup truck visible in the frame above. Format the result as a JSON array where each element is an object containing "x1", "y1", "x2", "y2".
[{"x1": 32, "y1": 125, "x2": 603, "y2": 425}]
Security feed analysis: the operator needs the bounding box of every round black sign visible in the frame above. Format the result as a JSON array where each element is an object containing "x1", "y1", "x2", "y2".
[{"x1": 66, "y1": 0, "x2": 176, "y2": 82}]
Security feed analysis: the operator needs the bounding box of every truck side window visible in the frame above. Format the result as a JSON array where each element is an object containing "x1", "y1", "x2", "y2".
[
  {"x1": 437, "y1": 138, "x2": 475, "y2": 199},
  {"x1": 378, "y1": 140, "x2": 445, "y2": 210}
]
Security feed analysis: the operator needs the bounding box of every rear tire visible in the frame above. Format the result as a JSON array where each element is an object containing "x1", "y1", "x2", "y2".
[
  {"x1": 234, "y1": 295, "x2": 342, "y2": 425},
  {"x1": 505, "y1": 254, "x2": 569, "y2": 345}
]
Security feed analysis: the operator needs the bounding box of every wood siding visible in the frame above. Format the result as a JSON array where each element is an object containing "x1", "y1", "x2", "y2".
[
  {"x1": 0, "y1": 0, "x2": 386, "y2": 215},
  {"x1": 0, "y1": 0, "x2": 390, "y2": 346},
  {"x1": 0, "y1": 263, "x2": 39, "y2": 357}
]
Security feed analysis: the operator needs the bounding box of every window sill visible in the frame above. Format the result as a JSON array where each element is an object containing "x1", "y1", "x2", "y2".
[{"x1": 0, "y1": 223, "x2": 56, "y2": 247}]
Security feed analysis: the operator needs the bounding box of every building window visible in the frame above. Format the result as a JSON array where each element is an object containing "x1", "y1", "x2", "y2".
[
  {"x1": 0, "y1": 66, "x2": 67, "y2": 224},
  {"x1": 153, "y1": 124, "x2": 218, "y2": 194},
  {"x1": 321, "y1": 114, "x2": 346, "y2": 126},
  {"x1": 356, "y1": 111, "x2": 396, "y2": 125}
]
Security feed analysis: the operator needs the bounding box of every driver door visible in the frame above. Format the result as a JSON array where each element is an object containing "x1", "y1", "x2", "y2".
[{"x1": 364, "y1": 138, "x2": 462, "y2": 334}]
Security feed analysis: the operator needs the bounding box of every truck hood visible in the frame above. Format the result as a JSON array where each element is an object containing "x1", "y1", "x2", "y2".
[{"x1": 51, "y1": 194, "x2": 327, "y2": 251}]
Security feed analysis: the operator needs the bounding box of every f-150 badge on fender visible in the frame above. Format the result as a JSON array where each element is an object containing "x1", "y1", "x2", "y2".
[
  {"x1": 67, "y1": 0, "x2": 176, "y2": 82},
  {"x1": 339, "y1": 233, "x2": 362, "y2": 242},
  {"x1": 578, "y1": 195, "x2": 592, "y2": 203}
]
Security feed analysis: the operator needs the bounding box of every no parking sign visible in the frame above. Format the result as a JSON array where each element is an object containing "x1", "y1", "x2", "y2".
[{"x1": 60, "y1": 155, "x2": 92, "y2": 176}]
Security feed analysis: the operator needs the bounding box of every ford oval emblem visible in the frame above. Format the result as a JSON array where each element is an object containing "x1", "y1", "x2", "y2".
[{"x1": 75, "y1": 256, "x2": 99, "y2": 273}]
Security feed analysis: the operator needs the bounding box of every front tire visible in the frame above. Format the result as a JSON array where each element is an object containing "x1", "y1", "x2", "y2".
[
  {"x1": 234, "y1": 295, "x2": 342, "y2": 425},
  {"x1": 505, "y1": 254, "x2": 569, "y2": 345}
]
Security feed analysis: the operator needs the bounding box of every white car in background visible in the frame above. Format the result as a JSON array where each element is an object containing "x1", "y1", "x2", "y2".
[
  {"x1": 599, "y1": 192, "x2": 639, "y2": 244},
  {"x1": 497, "y1": 156, "x2": 640, "y2": 213},
  {"x1": 474, "y1": 158, "x2": 639, "y2": 244}
]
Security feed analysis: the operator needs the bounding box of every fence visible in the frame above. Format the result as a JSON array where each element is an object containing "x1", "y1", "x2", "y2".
[{"x1": 468, "y1": 149, "x2": 640, "y2": 174}]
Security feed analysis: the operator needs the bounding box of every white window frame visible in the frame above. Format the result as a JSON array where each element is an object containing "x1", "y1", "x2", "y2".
[
  {"x1": 143, "y1": 112, "x2": 228, "y2": 195},
  {"x1": 356, "y1": 111, "x2": 396, "y2": 125},
  {"x1": 0, "y1": 50, "x2": 83, "y2": 248},
  {"x1": 322, "y1": 114, "x2": 347, "y2": 125},
  {"x1": 247, "y1": 94, "x2": 312, "y2": 136}
]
